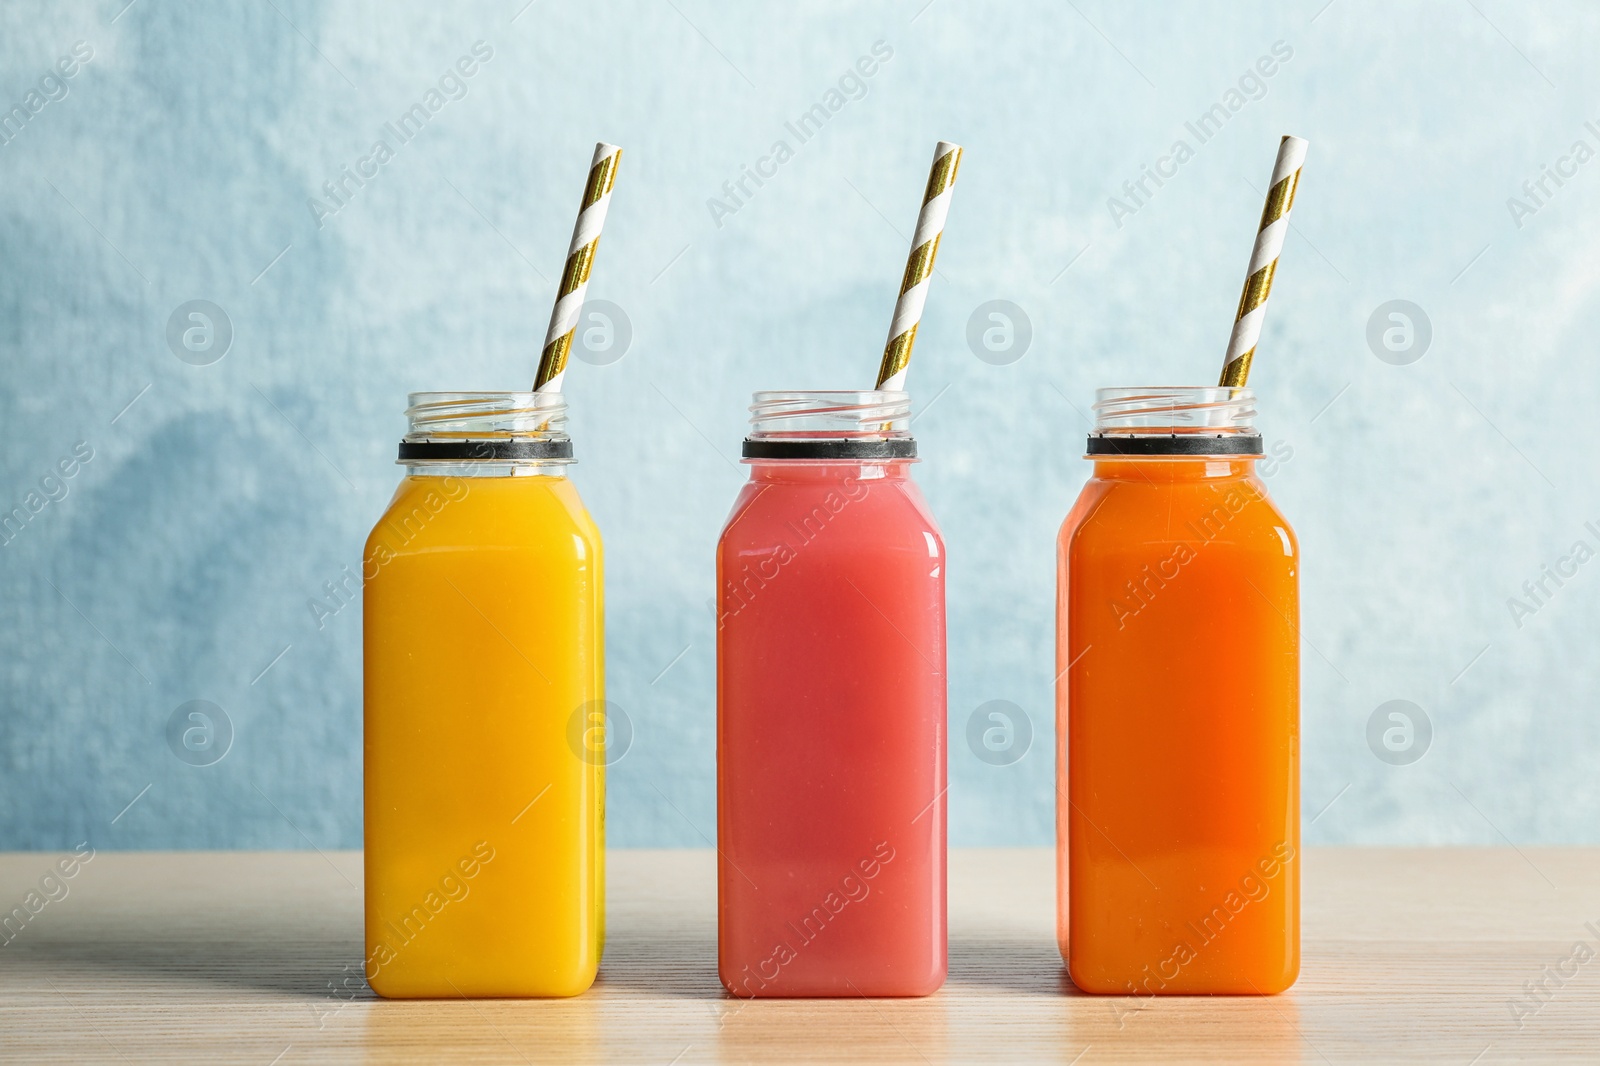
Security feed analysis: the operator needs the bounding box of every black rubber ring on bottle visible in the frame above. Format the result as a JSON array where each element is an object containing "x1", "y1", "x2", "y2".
[
  {"x1": 1085, "y1": 434, "x2": 1264, "y2": 456},
  {"x1": 741, "y1": 438, "x2": 918, "y2": 460},
  {"x1": 398, "y1": 439, "x2": 574, "y2": 461}
]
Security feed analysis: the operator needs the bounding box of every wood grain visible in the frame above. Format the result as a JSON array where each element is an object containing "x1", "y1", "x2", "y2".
[{"x1": 1, "y1": 848, "x2": 1596, "y2": 1063}]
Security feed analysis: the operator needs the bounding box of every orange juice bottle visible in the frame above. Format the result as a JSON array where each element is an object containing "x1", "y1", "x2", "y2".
[
  {"x1": 1056, "y1": 387, "x2": 1298, "y2": 995},
  {"x1": 364, "y1": 392, "x2": 604, "y2": 997}
]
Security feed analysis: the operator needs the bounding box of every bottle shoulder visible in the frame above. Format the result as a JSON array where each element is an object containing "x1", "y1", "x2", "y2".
[
  {"x1": 1061, "y1": 473, "x2": 1295, "y2": 556},
  {"x1": 367, "y1": 475, "x2": 599, "y2": 558},
  {"x1": 719, "y1": 474, "x2": 943, "y2": 553}
]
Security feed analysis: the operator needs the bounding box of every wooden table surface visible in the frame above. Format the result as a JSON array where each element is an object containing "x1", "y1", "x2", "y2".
[{"x1": 1, "y1": 848, "x2": 1597, "y2": 1063}]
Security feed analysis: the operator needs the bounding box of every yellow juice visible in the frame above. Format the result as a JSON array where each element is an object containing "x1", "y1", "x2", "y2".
[{"x1": 363, "y1": 471, "x2": 604, "y2": 997}]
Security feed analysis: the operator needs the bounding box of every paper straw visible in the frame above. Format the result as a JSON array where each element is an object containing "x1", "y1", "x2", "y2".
[
  {"x1": 874, "y1": 141, "x2": 963, "y2": 391},
  {"x1": 1218, "y1": 135, "x2": 1308, "y2": 388},
  {"x1": 534, "y1": 142, "x2": 623, "y2": 393}
]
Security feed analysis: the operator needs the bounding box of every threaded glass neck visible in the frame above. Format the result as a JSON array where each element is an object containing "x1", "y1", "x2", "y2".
[
  {"x1": 747, "y1": 390, "x2": 911, "y2": 440},
  {"x1": 742, "y1": 390, "x2": 916, "y2": 463},
  {"x1": 1088, "y1": 387, "x2": 1260, "y2": 458},
  {"x1": 1092, "y1": 387, "x2": 1256, "y2": 433},
  {"x1": 400, "y1": 391, "x2": 571, "y2": 475},
  {"x1": 406, "y1": 392, "x2": 569, "y2": 438}
]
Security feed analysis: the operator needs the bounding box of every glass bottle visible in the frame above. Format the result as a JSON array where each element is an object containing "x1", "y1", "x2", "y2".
[
  {"x1": 717, "y1": 390, "x2": 946, "y2": 998},
  {"x1": 1057, "y1": 386, "x2": 1299, "y2": 995},
  {"x1": 364, "y1": 391, "x2": 604, "y2": 998}
]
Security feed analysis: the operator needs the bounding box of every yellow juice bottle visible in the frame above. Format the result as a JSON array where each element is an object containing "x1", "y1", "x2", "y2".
[{"x1": 363, "y1": 391, "x2": 605, "y2": 997}]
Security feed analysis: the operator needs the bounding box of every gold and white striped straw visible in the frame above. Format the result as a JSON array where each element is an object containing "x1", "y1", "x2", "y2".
[
  {"x1": 1218, "y1": 135, "x2": 1308, "y2": 388},
  {"x1": 534, "y1": 142, "x2": 623, "y2": 393},
  {"x1": 875, "y1": 140, "x2": 963, "y2": 392}
]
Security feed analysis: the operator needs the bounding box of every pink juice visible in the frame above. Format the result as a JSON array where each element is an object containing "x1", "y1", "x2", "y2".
[{"x1": 716, "y1": 391, "x2": 946, "y2": 998}]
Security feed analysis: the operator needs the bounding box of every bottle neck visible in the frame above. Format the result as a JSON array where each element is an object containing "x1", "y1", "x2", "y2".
[
  {"x1": 1092, "y1": 457, "x2": 1257, "y2": 482},
  {"x1": 1086, "y1": 386, "x2": 1261, "y2": 463},
  {"x1": 742, "y1": 389, "x2": 916, "y2": 465},
  {"x1": 747, "y1": 458, "x2": 914, "y2": 484},
  {"x1": 404, "y1": 459, "x2": 569, "y2": 479},
  {"x1": 400, "y1": 392, "x2": 572, "y2": 478}
]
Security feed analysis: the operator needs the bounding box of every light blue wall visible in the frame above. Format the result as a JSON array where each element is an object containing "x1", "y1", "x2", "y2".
[{"x1": 3, "y1": 0, "x2": 1597, "y2": 849}]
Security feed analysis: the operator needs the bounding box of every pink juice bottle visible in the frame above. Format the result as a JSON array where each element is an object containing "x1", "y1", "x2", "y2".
[{"x1": 716, "y1": 390, "x2": 947, "y2": 998}]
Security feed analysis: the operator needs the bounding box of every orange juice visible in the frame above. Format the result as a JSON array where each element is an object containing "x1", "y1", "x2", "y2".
[
  {"x1": 1056, "y1": 387, "x2": 1298, "y2": 995},
  {"x1": 364, "y1": 392, "x2": 604, "y2": 998}
]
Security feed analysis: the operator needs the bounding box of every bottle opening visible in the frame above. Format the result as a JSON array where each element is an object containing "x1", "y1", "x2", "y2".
[
  {"x1": 744, "y1": 390, "x2": 916, "y2": 460},
  {"x1": 1088, "y1": 386, "x2": 1262, "y2": 456},
  {"x1": 399, "y1": 391, "x2": 573, "y2": 468}
]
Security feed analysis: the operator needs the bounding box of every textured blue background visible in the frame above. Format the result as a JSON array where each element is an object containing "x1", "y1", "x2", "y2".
[{"x1": 3, "y1": 0, "x2": 1597, "y2": 849}]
